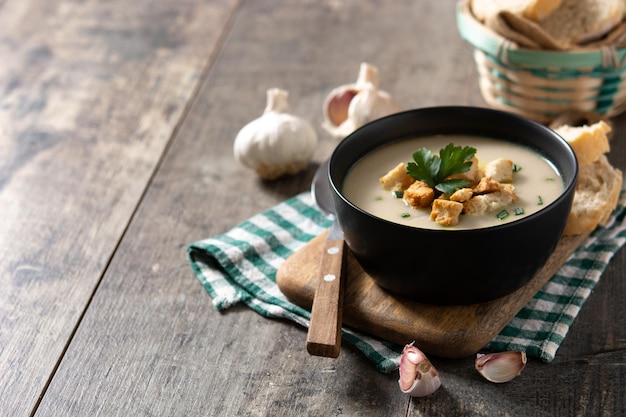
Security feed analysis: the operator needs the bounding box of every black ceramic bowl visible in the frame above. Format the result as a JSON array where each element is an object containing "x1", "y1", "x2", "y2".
[{"x1": 329, "y1": 106, "x2": 578, "y2": 305}]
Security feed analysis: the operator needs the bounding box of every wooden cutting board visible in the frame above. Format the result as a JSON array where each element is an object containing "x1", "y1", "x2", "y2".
[{"x1": 276, "y1": 230, "x2": 589, "y2": 358}]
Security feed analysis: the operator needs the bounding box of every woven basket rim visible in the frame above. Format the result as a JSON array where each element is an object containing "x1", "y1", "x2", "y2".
[{"x1": 456, "y1": 0, "x2": 626, "y2": 69}]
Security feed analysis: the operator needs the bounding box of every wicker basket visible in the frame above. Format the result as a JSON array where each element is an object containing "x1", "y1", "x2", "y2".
[{"x1": 456, "y1": 0, "x2": 626, "y2": 124}]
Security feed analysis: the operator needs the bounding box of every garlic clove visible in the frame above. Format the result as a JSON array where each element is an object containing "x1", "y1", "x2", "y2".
[
  {"x1": 326, "y1": 89, "x2": 357, "y2": 128},
  {"x1": 233, "y1": 88, "x2": 318, "y2": 180},
  {"x1": 398, "y1": 342, "x2": 442, "y2": 397},
  {"x1": 322, "y1": 62, "x2": 401, "y2": 139},
  {"x1": 346, "y1": 85, "x2": 398, "y2": 128},
  {"x1": 475, "y1": 351, "x2": 527, "y2": 383}
]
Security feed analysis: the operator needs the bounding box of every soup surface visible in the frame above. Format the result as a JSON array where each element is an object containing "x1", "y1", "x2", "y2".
[{"x1": 342, "y1": 134, "x2": 564, "y2": 230}]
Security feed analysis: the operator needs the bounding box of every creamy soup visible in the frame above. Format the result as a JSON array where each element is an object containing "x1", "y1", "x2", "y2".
[{"x1": 342, "y1": 134, "x2": 564, "y2": 230}]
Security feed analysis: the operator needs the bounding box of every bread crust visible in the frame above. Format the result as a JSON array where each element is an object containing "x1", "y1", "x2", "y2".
[
  {"x1": 471, "y1": 0, "x2": 563, "y2": 22},
  {"x1": 472, "y1": 0, "x2": 626, "y2": 49},
  {"x1": 553, "y1": 121, "x2": 611, "y2": 166},
  {"x1": 538, "y1": 0, "x2": 626, "y2": 46},
  {"x1": 560, "y1": 119, "x2": 623, "y2": 236},
  {"x1": 563, "y1": 155, "x2": 622, "y2": 235}
]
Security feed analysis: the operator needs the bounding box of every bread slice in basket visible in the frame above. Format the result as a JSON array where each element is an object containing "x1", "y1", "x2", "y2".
[{"x1": 471, "y1": 0, "x2": 563, "y2": 22}]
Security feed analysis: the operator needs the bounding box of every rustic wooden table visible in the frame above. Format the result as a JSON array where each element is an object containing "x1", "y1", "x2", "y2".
[{"x1": 2, "y1": 1, "x2": 625, "y2": 416}]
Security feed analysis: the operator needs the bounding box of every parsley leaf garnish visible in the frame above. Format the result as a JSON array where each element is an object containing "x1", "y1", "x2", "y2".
[{"x1": 406, "y1": 143, "x2": 477, "y2": 194}]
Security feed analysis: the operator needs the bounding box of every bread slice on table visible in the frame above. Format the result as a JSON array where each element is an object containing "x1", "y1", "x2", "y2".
[
  {"x1": 564, "y1": 155, "x2": 623, "y2": 235},
  {"x1": 554, "y1": 120, "x2": 623, "y2": 236},
  {"x1": 553, "y1": 120, "x2": 611, "y2": 165}
]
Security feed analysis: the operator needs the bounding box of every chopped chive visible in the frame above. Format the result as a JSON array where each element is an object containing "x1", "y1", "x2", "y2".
[
  {"x1": 375, "y1": 196, "x2": 383, "y2": 201},
  {"x1": 496, "y1": 210, "x2": 510, "y2": 220},
  {"x1": 400, "y1": 212, "x2": 411, "y2": 218},
  {"x1": 393, "y1": 190, "x2": 404, "y2": 198},
  {"x1": 537, "y1": 196, "x2": 544, "y2": 205},
  {"x1": 546, "y1": 177, "x2": 554, "y2": 182},
  {"x1": 512, "y1": 163, "x2": 522, "y2": 173},
  {"x1": 514, "y1": 207, "x2": 525, "y2": 215}
]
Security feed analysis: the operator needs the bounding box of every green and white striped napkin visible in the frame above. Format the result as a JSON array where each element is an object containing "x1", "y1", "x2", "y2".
[{"x1": 187, "y1": 190, "x2": 626, "y2": 373}]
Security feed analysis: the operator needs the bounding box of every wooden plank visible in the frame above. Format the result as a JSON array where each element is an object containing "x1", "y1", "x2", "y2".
[
  {"x1": 34, "y1": 0, "x2": 482, "y2": 415},
  {"x1": 34, "y1": 0, "x2": 626, "y2": 416},
  {"x1": 0, "y1": 0, "x2": 237, "y2": 416}
]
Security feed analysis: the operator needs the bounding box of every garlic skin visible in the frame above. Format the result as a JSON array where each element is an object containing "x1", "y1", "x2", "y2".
[
  {"x1": 398, "y1": 342, "x2": 441, "y2": 397},
  {"x1": 475, "y1": 351, "x2": 527, "y2": 383},
  {"x1": 234, "y1": 88, "x2": 318, "y2": 180},
  {"x1": 322, "y1": 62, "x2": 401, "y2": 139}
]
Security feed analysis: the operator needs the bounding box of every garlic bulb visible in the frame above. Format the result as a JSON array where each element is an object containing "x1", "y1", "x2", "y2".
[
  {"x1": 475, "y1": 351, "x2": 527, "y2": 383},
  {"x1": 234, "y1": 88, "x2": 318, "y2": 180},
  {"x1": 398, "y1": 342, "x2": 441, "y2": 397},
  {"x1": 322, "y1": 62, "x2": 401, "y2": 139}
]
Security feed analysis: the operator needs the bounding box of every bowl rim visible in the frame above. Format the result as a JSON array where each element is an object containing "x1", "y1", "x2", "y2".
[{"x1": 328, "y1": 106, "x2": 579, "y2": 234}]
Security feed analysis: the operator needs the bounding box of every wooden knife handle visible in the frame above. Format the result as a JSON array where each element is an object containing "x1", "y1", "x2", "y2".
[{"x1": 306, "y1": 234, "x2": 346, "y2": 358}]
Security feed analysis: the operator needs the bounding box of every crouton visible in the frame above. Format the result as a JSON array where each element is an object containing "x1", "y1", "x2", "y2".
[
  {"x1": 446, "y1": 156, "x2": 482, "y2": 185},
  {"x1": 430, "y1": 199, "x2": 464, "y2": 226},
  {"x1": 379, "y1": 162, "x2": 415, "y2": 191},
  {"x1": 450, "y1": 187, "x2": 473, "y2": 202},
  {"x1": 484, "y1": 158, "x2": 514, "y2": 183},
  {"x1": 473, "y1": 177, "x2": 501, "y2": 194},
  {"x1": 403, "y1": 181, "x2": 435, "y2": 209},
  {"x1": 463, "y1": 184, "x2": 518, "y2": 215}
]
